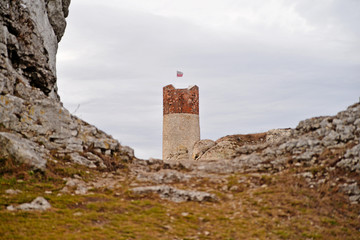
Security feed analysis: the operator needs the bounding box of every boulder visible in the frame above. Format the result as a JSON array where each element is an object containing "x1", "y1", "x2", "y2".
[
  {"x1": 60, "y1": 178, "x2": 88, "y2": 195},
  {"x1": 0, "y1": 132, "x2": 47, "y2": 170},
  {"x1": 337, "y1": 144, "x2": 360, "y2": 172},
  {"x1": 5, "y1": 189, "x2": 22, "y2": 195},
  {"x1": 198, "y1": 141, "x2": 239, "y2": 161},
  {"x1": 7, "y1": 197, "x2": 51, "y2": 211},
  {"x1": 192, "y1": 139, "x2": 216, "y2": 160}
]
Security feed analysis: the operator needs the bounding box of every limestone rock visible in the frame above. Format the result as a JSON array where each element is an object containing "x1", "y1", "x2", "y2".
[
  {"x1": 136, "y1": 170, "x2": 192, "y2": 184},
  {"x1": 0, "y1": 0, "x2": 62, "y2": 96},
  {"x1": 198, "y1": 141, "x2": 239, "y2": 161},
  {"x1": 299, "y1": 172, "x2": 314, "y2": 179},
  {"x1": 0, "y1": 132, "x2": 47, "y2": 170},
  {"x1": 119, "y1": 145, "x2": 135, "y2": 161},
  {"x1": 337, "y1": 144, "x2": 360, "y2": 173},
  {"x1": 0, "y1": 0, "x2": 135, "y2": 171},
  {"x1": 266, "y1": 128, "x2": 293, "y2": 144},
  {"x1": 45, "y1": 0, "x2": 70, "y2": 42},
  {"x1": 340, "y1": 182, "x2": 360, "y2": 204},
  {"x1": 322, "y1": 130, "x2": 340, "y2": 146},
  {"x1": 296, "y1": 117, "x2": 326, "y2": 134},
  {"x1": 130, "y1": 103, "x2": 360, "y2": 206},
  {"x1": 131, "y1": 185, "x2": 216, "y2": 203},
  {"x1": 7, "y1": 197, "x2": 51, "y2": 211},
  {"x1": 234, "y1": 153, "x2": 265, "y2": 171},
  {"x1": 341, "y1": 182, "x2": 360, "y2": 195},
  {"x1": 192, "y1": 152, "x2": 267, "y2": 174},
  {"x1": 5, "y1": 189, "x2": 22, "y2": 195},
  {"x1": 195, "y1": 132, "x2": 271, "y2": 162},
  {"x1": 69, "y1": 153, "x2": 97, "y2": 169},
  {"x1": 165, "y1": 145, "x2": 189, "y2": 162},
  {"x1": 194, "y1": 160, "x2": 239, "y2": 174},
  {"x1": 185, "y1": 103, "x2": 360, "y2": 178},
  {"x1": 60, "y1": 178, "x2": 88, "y2": 195},
  {"x1": 192, "y1": 139, "x2": 216, "y2": 160}
]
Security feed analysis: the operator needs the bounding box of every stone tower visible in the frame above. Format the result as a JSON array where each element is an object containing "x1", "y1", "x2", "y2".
[{"x1": 163, "y1": 84, "x2": 200, "y2": 162}]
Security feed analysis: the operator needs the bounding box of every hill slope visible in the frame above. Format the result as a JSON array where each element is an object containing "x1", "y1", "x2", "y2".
[
  {"x1": 0, "y1": 103, "x2": 359, "y2": 239},
  {"x1": 0, "y1": 1, "x2": 359, "y2": 239}
]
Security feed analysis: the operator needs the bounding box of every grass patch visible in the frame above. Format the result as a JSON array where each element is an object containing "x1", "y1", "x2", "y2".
[{"x1": 0, "y1": 157, "x2": 359, "y2": 239}]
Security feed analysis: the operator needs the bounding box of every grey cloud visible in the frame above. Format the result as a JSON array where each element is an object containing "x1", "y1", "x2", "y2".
[{"x1": 58, "y1": 1, "x2": 360, "y2": 159}]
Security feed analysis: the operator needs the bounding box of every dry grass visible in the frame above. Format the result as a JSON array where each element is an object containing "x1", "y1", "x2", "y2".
[
  {"x1": 0, "y1": 156, "x2": 359, "y2": 239},
  {"x1": 216, "y1": 132, "x2": 268, "y2": 146}
]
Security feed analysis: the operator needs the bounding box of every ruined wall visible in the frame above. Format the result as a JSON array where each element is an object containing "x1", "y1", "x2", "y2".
[
  {"x1": 163, "y1": 85, "x2": 200, "y2": 162},
  {"x1": 163, "y1": 85, "x2": 199, "y2": 115}
]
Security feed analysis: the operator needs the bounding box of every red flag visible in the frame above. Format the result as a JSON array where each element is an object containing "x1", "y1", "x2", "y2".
[{"x1": 177, "y1": 71, "x2": 183, "y2": 77}]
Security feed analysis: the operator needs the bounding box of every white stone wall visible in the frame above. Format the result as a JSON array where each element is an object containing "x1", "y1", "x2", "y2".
[{"x1": 163, "y1": 113, "x2": 200, "y2": 162}]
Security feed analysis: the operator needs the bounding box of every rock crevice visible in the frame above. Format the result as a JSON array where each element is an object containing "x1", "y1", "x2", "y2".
[{"x1": 0, "y1": 0, "x2": 134, "y2": 171}]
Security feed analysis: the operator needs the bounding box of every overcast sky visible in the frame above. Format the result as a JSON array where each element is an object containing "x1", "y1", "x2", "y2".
[{"x1": 57, "y1": 0, "x2": 360, "y2": 159}]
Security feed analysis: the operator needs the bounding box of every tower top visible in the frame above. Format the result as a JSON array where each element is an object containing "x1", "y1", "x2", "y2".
[{"x1": 163, "y1": 84, "x2": 199, "y2": 115}]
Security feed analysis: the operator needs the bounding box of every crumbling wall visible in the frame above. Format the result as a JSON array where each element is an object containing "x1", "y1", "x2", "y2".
[{"x1": 163, "y1": 85, "x2": 200, "y2": 162}]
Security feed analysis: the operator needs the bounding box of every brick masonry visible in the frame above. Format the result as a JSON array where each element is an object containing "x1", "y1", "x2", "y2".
[{"x1": 163, "y1": 85, "x2": 199, "y2": 115}]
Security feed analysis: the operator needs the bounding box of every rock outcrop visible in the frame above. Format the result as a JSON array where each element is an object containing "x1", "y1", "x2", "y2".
[
  {"x1": 129, "y1": 103, "x2": 360, "y2": 204},
  {"x1": 191, "y1": 103, "x2": 359, "y2": 203},
  {"x1": 0, "y1": 1, "x2": 134, "y2": 170},
  {"x1": 7, "y1": 196, "x2": 51, "y2": 211},
  {"x1": 131, "y1": 185, "x2": 217, "y2": 203},
  {"x1": 189, "y1": 104, "x2": 359, "y2": 175},
  {"x1": 0, "y1": 132, "x2": 48, "y2": 170},
  {"x1": 0, "y1": 0, "x2": 358, "y2": 208}
]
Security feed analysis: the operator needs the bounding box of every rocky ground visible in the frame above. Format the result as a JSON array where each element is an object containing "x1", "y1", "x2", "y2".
[
  {"x1": 0, "y1": 1, "x2": 359, "y2": 239},
  {"x1": 1, "y1": 103, "x2": 359, "y2": 239},
  {"x1": 150, "y1": 102, "x2": 359, "y2": 204}
]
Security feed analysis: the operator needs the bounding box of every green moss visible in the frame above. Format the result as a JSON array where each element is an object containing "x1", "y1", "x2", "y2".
[
  {"x1": 321, "y1": 217, "x2": 338, "y2": 226},
  {"x1": 52, "y1": 166, "x2": 86, "y2": 178},
  {"x1": 274, "y1": 229, "x2": 291, "y2": 239},
  {"x1": 260, "y1": 174, "x2": 274, "y2": 185},
  {"x1": 226, "y1": 175, "x2": 238, "y2": 188},
  {"x1": 302, "y1": 232, "x2": 323, "y2": 239}
]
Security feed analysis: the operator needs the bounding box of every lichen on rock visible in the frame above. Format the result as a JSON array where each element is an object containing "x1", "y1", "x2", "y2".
[{"x1": 0, "y1": 0, "x2": 134, "y2": 171}]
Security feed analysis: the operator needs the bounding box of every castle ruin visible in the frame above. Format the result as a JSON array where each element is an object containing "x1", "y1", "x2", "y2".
[{"x1": 162, "y1": 85, "x2": 200, "y2": 162}]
